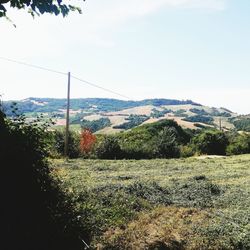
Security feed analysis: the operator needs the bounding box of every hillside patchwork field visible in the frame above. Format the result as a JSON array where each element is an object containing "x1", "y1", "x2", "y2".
[
  {"x1": 54, "y1": 154, "x2": 250, "y2": 249},
  {"x1": 3, "y1": 97, "x2": 244, "y2": 134}
]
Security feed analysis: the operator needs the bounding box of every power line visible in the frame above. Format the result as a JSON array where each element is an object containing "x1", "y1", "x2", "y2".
[
  {"x1": 0, "y1": 56, "x2": 132, "y2": 100},
  {"x1": 71, "y1": 75, "x2": 131, "y2": 100},
  {"x1": 0, "y1": 56, "x2": 67, "y2": 76}
]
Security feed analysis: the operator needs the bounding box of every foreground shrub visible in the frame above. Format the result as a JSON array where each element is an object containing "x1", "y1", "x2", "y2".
[{"x1": 0, "y1": 110, "x2": 88, "y2": 250}]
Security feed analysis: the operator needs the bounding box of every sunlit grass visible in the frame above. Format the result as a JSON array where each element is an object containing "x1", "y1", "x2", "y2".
[{"x1": 54, "y1": 154, "x2": 250, "y2": 249}]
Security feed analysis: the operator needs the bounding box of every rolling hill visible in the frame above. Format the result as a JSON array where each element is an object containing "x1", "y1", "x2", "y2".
[{"x1": 2, "y1": 97, "x2": 243, "y2": 133}]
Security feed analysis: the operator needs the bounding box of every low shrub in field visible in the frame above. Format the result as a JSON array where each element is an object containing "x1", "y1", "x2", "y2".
[
  {"x1": 192, "y1": 130, "x2": 229, "y2": 155},
  {"x1": 95, "y1": 136, "x2": 124, "y2": 159},
  {"x1": 51, "y1": 129, "x2": 81, "y2": 158},
  {"x1": 180, "y1": 144, "x2": 196, "y2": 158},
  {"x1": 226, "y1": 133, "x2": 250, "y2": 155}
]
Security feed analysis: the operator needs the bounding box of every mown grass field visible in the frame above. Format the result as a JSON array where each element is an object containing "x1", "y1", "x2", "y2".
[{"x1": 54, "y1": 155, "x2": 250, "y2": 249}]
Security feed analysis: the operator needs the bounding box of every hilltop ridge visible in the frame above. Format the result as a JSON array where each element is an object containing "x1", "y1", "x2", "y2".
[{"x1": 3, "y1": 97, "x2": 246, "y2": 133}]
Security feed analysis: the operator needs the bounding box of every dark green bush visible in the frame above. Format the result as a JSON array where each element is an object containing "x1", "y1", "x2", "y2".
[
  {"x1": 51, "y1": 129, "x2": 80, "y2": 158},
  {"x1": 192, "y1": 130, "x2": 229, "y2": 155},
  {"x1": 0, "y1": 109, "x2": 88, "y2": 250},
  {"x1": 226, "y1": 133, "x2": 250, "y2": 155},
  {"x1": 95, "y1": 136, "x2": 123, "y2": 159},
  {"x1": 153, "y1": 127, "x2": 180, "y2": 158},
  {"x1": 117, "y1": 120, "x2": 191, "y2": 159}
]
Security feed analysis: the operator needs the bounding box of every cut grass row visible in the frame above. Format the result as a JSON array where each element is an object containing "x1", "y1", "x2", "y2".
[{"x1": 54, "y1": 155, "x2": 250, "y2": 249}]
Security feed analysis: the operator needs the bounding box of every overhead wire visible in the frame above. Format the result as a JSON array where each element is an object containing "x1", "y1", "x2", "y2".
[
  {"x1": 71, "y1": 75, "x2": 131, "y2": 100},
  {"x1": 0, "y1": 56, "x2": 67, "y2": 76},
  {"x1": 0, "y1": 56, "x2": 132, "y2": 100}
]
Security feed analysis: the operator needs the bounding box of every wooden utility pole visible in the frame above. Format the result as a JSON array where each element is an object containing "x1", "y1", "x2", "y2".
[
  {"x1": 219, "y1": 117, "x2": 222, "y2": 131},
  {"x1": 64, "y1": 72, "x2": 71, "y2": 158}
]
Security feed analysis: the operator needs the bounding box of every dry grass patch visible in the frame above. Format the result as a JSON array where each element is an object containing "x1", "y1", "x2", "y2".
[
  {"x1": 55, "y1": 156, "x2": 250, "y2": 249},
  {"x1": 107, "y1": 105, "x2": 155, "y2": 116},
  {"x1": 98, "y1": 206, "x2": 215, "y2": 250}
]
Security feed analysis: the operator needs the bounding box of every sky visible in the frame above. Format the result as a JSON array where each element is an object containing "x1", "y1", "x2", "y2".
[{"x1": 0, "y1": 0, "x2": 250, "y2": 114}]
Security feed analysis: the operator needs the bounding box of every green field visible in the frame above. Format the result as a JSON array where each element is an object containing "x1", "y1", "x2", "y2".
[{"x1": 54, "y1": 155, "x2": 250, "y2": 249}]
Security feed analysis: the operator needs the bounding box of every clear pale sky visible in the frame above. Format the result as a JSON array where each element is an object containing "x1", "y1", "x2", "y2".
[{"x1": 0, "y1": 0, "x2": 250, "y2": 114}]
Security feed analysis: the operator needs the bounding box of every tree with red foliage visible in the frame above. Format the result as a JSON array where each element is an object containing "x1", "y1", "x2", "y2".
[{"x1": 80, "y1": 129, "x2": 96, "y2": 155}]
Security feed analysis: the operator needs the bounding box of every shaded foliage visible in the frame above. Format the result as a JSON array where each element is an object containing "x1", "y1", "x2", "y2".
[
  {"x1": 0, "y1": 108, "x2": 88, "y2": 250},
  {"x1": 192, "y1": 130, "x2": 229, "y2": 155},
  {"x1": 95, "y1": 136, "x2": 123, "y2": 159},
  {"x1": 226, "y1": 133, "x2": 250, "y2": 155},
  {"x1": 52, "y1": 129, "x2": 80, "y2": 158}
]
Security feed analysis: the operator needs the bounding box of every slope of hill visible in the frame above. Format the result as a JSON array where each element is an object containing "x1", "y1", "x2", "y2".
[
  {"x1": 2, "y1": 97, "x2": 201, "y2": 113},
  {"x1": 2, "y1": 97, "x2": 242, "y2": 133}
]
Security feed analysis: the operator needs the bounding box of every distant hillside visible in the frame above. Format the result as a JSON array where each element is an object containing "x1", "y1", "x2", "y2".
[
  {"x1": 2, "y1": 97, "x2": 245, "y2": 133},
  {"x1": 2, "y1": 97, "x2": 201, "y2": 115}
]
